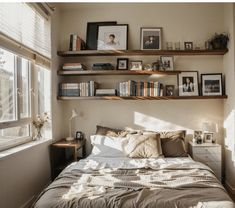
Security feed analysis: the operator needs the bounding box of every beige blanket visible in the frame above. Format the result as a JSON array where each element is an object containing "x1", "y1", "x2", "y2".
[{"x1": 33, "y1": 157, "x2": 234, "y2": 208}]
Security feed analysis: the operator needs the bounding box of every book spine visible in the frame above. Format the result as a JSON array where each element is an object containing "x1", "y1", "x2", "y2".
[
  {"x1": 72, "y1": 34, "x2": 77, "y2": 51},
  {"x1": 76, "y1": 36, "x2": 81, "y2": 51},
  {"x1": 69, "y1": 34, "x2": 73, "y2": 51}
]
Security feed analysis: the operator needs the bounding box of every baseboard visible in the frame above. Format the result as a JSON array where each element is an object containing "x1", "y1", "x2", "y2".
[
  {"x1": 19, "y1": 195, "x2": 35, "y2": 208},
  {"x1": 225, "y1": 180, "x2": 235, "y2": 195}
]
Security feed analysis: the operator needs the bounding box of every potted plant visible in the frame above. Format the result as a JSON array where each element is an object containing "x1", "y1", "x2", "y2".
[{"x1": 210, "y1": 33, "x2": 229, "y2": 49}]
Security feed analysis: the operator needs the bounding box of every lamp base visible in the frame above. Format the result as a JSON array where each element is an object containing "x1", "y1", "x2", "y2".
[{"x1": 66, "y1": 137, "x2": 75, "y2": 141}]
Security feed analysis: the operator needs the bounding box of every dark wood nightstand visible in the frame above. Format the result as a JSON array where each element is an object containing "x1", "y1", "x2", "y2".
[{"x1": 50, "y1": 139, "x2": 86, "y2": 180}]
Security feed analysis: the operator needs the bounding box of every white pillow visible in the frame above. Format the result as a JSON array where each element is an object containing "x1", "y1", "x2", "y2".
[{"x1": 90, "y1": 135, "x2": 127, "y2": 157}]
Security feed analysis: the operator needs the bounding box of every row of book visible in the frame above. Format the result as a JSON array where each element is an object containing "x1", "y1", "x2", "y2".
[
  {"x1": 62, "y1": 63, "x2": 87, "y2": 71},
  {"x1": 60, "y1": 81, "x2": 98, "y2": 97},
  {"x1": 119, "y1": 81, "x2": 164, "y2": 97},
  {"x1": 69, "y1": 34, "x2": 86, "y2": 51}
]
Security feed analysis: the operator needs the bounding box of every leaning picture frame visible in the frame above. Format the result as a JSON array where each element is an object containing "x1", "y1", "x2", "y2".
[
  {"x1": 201, "y1": 73, "x2": 223, "y2": 96},
  {"x1": 178, "y1": 71, "x2": 199, "y2": 96},
  {"x1": 140, "y1": 27, "x2": 162, "y2": 50},
  {"x1": 86, "y1": 21, "x2": 117, "y2": 50},
  {"x1": 97, "y1": 24, "x2": 128, "y2": 50}
]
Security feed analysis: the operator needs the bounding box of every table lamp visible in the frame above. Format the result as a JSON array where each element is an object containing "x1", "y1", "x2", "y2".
[{"x1": 66, "y1": 109, "x2": 78, "y2": 141}]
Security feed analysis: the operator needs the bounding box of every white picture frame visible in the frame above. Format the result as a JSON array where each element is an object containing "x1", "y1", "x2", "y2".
[
  {"x1": 161, "y1": 56, "x2": 174, "y2": 71},
  {"x1": 97, "y1": 25, "x2": 128, "y2": 50},
  {"x1": 178, "y1": 71, "x2": 199, "y2": 96},
  {"x1": 204, "y1": 133, "x2": 213, "y2": 143}
]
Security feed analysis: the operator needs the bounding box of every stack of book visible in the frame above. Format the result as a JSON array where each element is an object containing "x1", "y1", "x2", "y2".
[
  {"x1": 96, "y1": 89, "x2": 117, "y2": 96},
  {"x1": 60, "y1": 81, "x2": 98, "y2": 97},
  {"x1": 62, "y1": 63, "x2": 87, "y2": 71},
  {"x1": 69, "y1": 34, "x2": 86, "y2": 51},
  {"x1": 119, "y1": 80, "x2": 164, "y2": 97},
  {"x1": 92, "y1": 63, "x2": 114, "y2": 70}
]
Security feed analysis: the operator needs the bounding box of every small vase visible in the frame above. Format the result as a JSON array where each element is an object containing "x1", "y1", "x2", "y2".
[{"x1": 33, "y1": 127, "x2": 42, "y2": 141}]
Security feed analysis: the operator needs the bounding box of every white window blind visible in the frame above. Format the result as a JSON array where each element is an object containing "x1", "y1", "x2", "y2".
[{"x1": 0, "y1": 3, "x2": 51, "y2": 59}]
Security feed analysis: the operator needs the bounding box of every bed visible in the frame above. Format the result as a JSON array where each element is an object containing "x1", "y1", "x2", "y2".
[{"x1": 33, "y1": 128, "x2": 234, "y2": 208}]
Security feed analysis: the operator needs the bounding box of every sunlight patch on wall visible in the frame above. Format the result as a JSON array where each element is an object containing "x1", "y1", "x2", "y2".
[
  {"x1": 224, "y1": 110, "x2": 235, "y2": 162},
  {"x1": 134, "y1": 112, "x2": 193, "y2": 133}
]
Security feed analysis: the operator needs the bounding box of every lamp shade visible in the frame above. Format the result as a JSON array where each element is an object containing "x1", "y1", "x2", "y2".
[
  {"x1": 202, "y1": 122, "x2": 218, "y2": 133},
  {"x1": 70, "y1": 109, "x2": 78, "y2": 120}
]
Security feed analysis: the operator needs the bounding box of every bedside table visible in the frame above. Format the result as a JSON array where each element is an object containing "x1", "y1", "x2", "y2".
[
  {"x1": 188, "y1": 141, "x2": 221, "y2": 181},
  {"x1": 50, "y1": 139, "x2": 86, "y2": 180}
]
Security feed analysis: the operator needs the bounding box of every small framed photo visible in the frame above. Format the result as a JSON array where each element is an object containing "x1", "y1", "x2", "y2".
[
  {"x1": 130, "y1": 61, "x2": 143, "y2": 71},
  {"x1": 204, "y1": 133, "x2": 213, "y2": 143},
  {"x1": 97, "y1": 24, "x2": 128, "y2": 50},
  {"x1": 178, "y1": 71, "x2": 199, "y2": 96},
  {"x1": 140, "y1": 27, "x2": 162, "y2": 50},
  {"x1": 184, "y1": 42, "x2": 193, "y2": 50},
  {"x1": 161, "y1": 56, "x2": 174, "y2": 71},
  {"x1": 117, "y1": 58, "x2": 129, "y2": 70},
  {"x1": 165, "y1": 85, "x2": 175, "y2": 96},
  {"x1": 194, "y1": 131, "x2": 203, "y2": 144},
  {"x1": 201, "y1": 73, "x2": 223, "y2": 96}
]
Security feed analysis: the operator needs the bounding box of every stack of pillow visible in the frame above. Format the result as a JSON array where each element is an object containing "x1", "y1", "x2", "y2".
[{"x1": 90, "y1": 125, "x2": 188, "y2": 158}]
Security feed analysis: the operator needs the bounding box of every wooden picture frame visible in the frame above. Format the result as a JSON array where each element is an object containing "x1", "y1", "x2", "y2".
[
  {"x1": 86, "y1": 21, "x2": 117, "y2": 50},
  {"x1": 140, "y1": 27, "x2": 162, "y2": 50},
  {"x1": 178, "y1": 71, "x2": 199, "y2": 96},
  {"x1": 201, "y1": 73, "x2": 223, "y2": 96},
  {"x1": 130, "y1": 61, "x2": 143, "y2": 71}
]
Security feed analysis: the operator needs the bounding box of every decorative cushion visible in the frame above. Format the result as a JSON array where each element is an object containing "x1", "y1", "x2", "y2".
[
  {"x1": 143, "y1": 130, "x2": 187, "y2": 157},
  {"x1": 124, "y1": 133, "x2": 162, "y2": 158},
  {"x1": 95, "y1": 125, "x2": 123, "y2": 137}
]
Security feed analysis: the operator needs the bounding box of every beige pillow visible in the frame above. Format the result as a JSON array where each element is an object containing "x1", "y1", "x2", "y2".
[
  {"x1": 124, "y1": 134, "x2": 162, "y2": 158},
  {"x1": 95, "y1": 125, "x2": 123, "y2": 137}
]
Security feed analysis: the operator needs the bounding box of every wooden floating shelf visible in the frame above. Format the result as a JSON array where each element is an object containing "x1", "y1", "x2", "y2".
[
  {"x1": 58, "y1": 70, "x2": 181, "y2": 76},
  {"x1": 57, "y1": 95, "x2": 228, "y2": 101},
  {"x1": 57, "y1": 49, "x2": 228, "y2": 57}
]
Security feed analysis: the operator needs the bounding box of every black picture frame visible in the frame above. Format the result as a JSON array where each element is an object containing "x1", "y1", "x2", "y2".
[
  {"x1": 117, "y1": 58, "x2": 129, "y2": 70},
  {"x1": 184, "y1": 42, "x2": 193, "y2": 50},
  {"x1": 86, "y1": 21, "x2": 117, "y2": 50},
  {"x1": 201, "y1": 73, "x2": 223, "y2": 96},
  {"x1": 140, "y1": 27, "x2": 162, "y2": 50},
  {"x1": 165, "y1": 85, "x2": 175, "y2": 96}
]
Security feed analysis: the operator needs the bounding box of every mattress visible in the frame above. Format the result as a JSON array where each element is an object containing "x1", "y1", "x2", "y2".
[{"x1": 33, "y1": 156, "x2": 234, "y2": 208}]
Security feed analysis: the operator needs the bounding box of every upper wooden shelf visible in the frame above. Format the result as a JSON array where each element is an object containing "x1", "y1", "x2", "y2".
[
  {"x1": 57, "y1": 49, "x2": 228, "y2": 57},
  {"x1": 58, "y1": 70, "x2": 181, "y2": 76}
]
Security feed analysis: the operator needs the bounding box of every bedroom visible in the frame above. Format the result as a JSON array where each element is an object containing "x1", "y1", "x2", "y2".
[{"x1": 0, "y1": 1, "x2": 235, "y2": 208}]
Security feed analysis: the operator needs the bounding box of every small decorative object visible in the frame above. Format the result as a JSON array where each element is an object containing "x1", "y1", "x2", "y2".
[
  {"x1": 86, "y1": 21, "x2": 117, "y2": 50},
  {"x1": 166, "y1": 42, "x2": 173, "y2": 50},
  {"x1": 32, "y1": 113, "x2": 49, "y2": 141},
  {"x1": 160, "y1": 56, "x2": 174, "y2": 71},
  {"x1": 130, "y1": 61, "x2": 143, "y2": 71},
  {"x1": 201, "y1": 73, "x2": 223, "y2": 96},
  {"x1": 205, "y1": 41, "x2": 212, "y2": 50},
  {"x1": 204, "y1": 133, "x2": 213, "y2": 143},
  {"x1": 97, "y1": 24, "x2": 128, "y2": 50},
  {"x1": 66, "y1": 109, "x2": 78, "y2": 141},
  {"x1": 184, "y1": 42, "x2": 193, "y2": 50},
  {"x1": 194, "y1": 131, "x2": 203, "y2": 144},
  {"x1": 174, "y1": 42, "x2": 181, "y2": 50},
  {"x1": 143, "y1": 64, "x2": 152, "y2": 71},
  {"x1": 165, "y1": 85, "x2": 175, "y2": 96},
  {"x1": 178, "y1": 71, "x2": 199, "y2": 96},
  {"x1": 140, "y1": 27, "x2": 162, "y2": 50},
  {"x1": 202, "y1": 122, "x2": 217, "y2": 143},
  {"x1": 152, "y1": 60, "x2": 161, "y2": 71},
  {"x1": 75, "y1": 131, "x2": 84, "y2": 140},
  {"x1": 117, "y1": 58, "x2": 129, "y2": 70},
  {"x1": 210, "y1": 33, "x2": 229, "y2": 50}
]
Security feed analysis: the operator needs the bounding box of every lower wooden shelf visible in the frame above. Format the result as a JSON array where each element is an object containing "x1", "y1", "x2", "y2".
[{"x1": 57, "y1": 95, "x2": 228, "y2": 100}]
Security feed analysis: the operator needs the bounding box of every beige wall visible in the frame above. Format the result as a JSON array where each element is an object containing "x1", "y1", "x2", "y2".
[{"x1": 57, "y1": 3, "x2": 226, "y2": 155}]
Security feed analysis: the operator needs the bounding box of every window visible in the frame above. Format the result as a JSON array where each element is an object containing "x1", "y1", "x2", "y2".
[{"x1": 0, "y1": 48, "x2": 32, "y2": 151}]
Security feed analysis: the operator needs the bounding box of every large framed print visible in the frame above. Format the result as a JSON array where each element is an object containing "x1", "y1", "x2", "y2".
[
  {"x1": 201, "y1": 73, "x2": 223, "y2": 96},
  {"x1": 86, "y1": 21, "x2": 117, "y2": 50},
  {"x1": 140, "y1": 27, "x2": 162, "y2": 50},
  {"x1": 178, "y1": 71, "x2": 199, "y2": 96},
  {"x1": 97, "y1": 24, "x2": 128, "y2": 50}
]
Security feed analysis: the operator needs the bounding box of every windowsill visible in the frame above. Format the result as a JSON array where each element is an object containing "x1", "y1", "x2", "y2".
[{"x1": 0, "y1": 138, "x2": 54, "y2": 160}]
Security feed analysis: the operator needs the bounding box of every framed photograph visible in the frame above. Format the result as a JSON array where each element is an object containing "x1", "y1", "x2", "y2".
[
  {"x1": 161, "y1": 56, "x2": 174, "y2": 71},
  {"x1": 97, "y1": 24, "x2": 128, "y2": 50},
  {"x1": 117, "y1": 58, "x2": 129, "y2": 70},
  {"x1": 86, "y1": 21, "x2": 117, "y2": 50},
  {"x1": 194, "y1": 131, "x2": 203, "y2": 144},
  {"x1": 140, "y1": 27, "x2": 162, "y2": 50},
  {"x1": 204, "y1": 133, "x2": 213, "y2": 143},
  {"x1": 201, "y1": 73, "x2": 223, "y2": 96},
  {"x1": 130, "y1": 61, "x2": 143, "y2": 71},
  {"x1": 178, "y1": 71, "x2": 199, "y2": 96},
  {"x1": 184, "y1": 42, "x2": 193, "y2": 50},
  {"x1": 165, "y1": 85, "x2": 175, "y2": 96}
]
